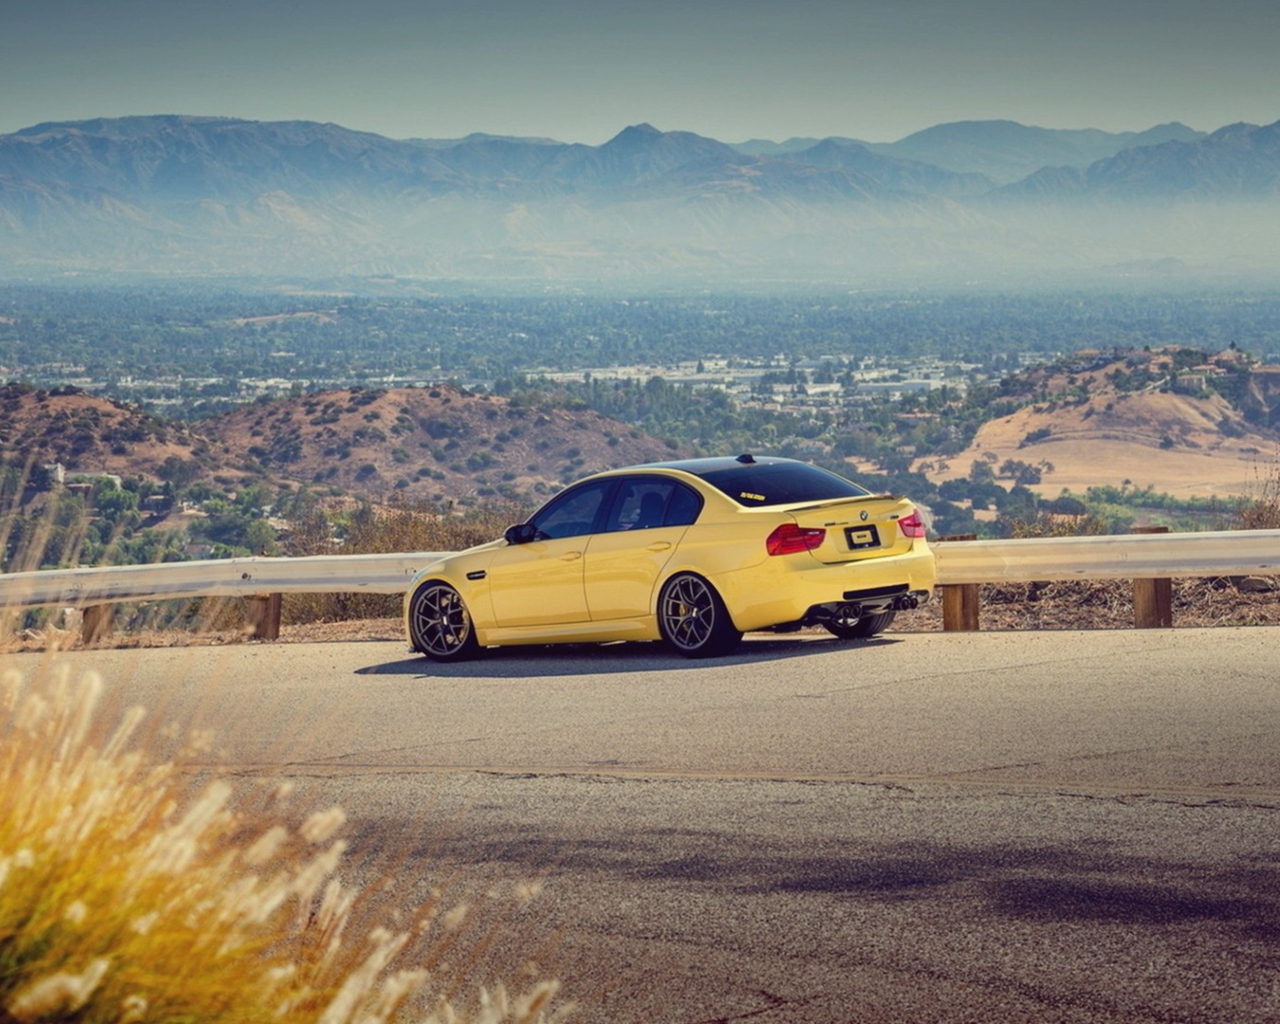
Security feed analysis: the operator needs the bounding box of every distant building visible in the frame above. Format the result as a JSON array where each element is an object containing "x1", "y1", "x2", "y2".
[
  {"x1": 39, "y1": 462, "x2": 66, "y2": 486},
  {"x1": 69, "y1": 472, "x2": 123, "y2": 489},
  {"x1": 142, "y1": 494, "x2": 174, "y2": 515}
]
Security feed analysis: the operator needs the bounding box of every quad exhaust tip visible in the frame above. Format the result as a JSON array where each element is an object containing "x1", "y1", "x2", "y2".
[{"x1": 807, "y1": 592, "x2": 923, "y2": 627}]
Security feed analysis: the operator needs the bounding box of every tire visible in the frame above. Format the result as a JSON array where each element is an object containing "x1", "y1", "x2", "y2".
[
  {"x1": 823, "y1": 609, "x2": 896, "y2": 640},
  {"x1": 657, "y1": 573, "x2": 742, "y2": 658},
  {"x1": 408, "y1": 581, "x2": 481, "y2": 662}
]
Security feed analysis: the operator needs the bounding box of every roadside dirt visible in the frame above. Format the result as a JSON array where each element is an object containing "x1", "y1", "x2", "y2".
[
  {"x1": 0, "y1": 614, "x2": 407, "y2": 654},
  {"x1": 902, "y1": 577, "x2": 1280, "y2": 632}
]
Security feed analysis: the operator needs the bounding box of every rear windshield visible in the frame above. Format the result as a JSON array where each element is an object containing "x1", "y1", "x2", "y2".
[{"x1": 697, "y1": 462, "x2": 872, "y2": 507}]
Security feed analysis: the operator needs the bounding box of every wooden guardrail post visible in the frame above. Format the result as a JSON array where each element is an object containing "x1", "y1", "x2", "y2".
[
  {"x1": 81, "y1": 604, "x2": 114, "y2": 644},
  {"x1": 245, "y1": 593, "x2": 283, "y2": 640},
  {"x1": 1132, "y1": 526, "x2": 1173, "y2": 628},
  {"x1": 939, "y1": 534, "x2": 981, "y2": 632}
]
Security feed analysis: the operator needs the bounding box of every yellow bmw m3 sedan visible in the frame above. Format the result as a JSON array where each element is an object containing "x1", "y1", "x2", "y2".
[{"x1": 405, "y1": 455, "x2": 935, "y2": 660}]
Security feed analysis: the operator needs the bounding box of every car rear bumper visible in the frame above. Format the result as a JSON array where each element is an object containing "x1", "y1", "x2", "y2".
[{"x1": 711, "y1": 544, "x2": 936, "y2": 633}]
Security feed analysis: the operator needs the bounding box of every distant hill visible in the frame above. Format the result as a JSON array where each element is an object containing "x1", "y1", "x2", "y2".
[
  {"x1": 867, "y1": 120, "x2": 1206, "y2": 185},
  {"x1": 406, "y1": 132, "x2": 564, "y2": 150},
  {"x1": 0, "y1": 114, "x2": 1276, "y2": 282},
  {"x1": 733, "y1": 122, "x2": 1205, "y2": 183},
  {"x1": 10, "y1": 350, "x2": 1280, "y2": 518},
  {"x1": 203, "y1": 384, "x2": 680, "y2": 501},
  {"x1": 776, "y1": 139, "x2": 993, "y2": 198},
  {"x1": 0, "y1": 382, "x2": 681, "y2": 503},
  {"x1": 0, "y1": 383, "x2": 232, "y2": 484},
  {"x1": 732, "y1": 136, "x2": 835, "y2": 156},
  {"x1": 999, "y1": 122, "x2": 1280, "y2": 201},
  {"x1": 922, "y1": 349, "x2": 1280, "y2": 500},
  {"x1": 1083, "y1": 121, "x2": 1280, "y2": 200}
]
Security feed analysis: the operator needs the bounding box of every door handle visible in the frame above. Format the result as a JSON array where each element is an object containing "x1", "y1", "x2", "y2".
[
  {"x1": 560, "y1": 550, "x2": 583, "y2": 561},
  {"x1": 647, "y1": 541, "x2": 672, "y2": 551}
]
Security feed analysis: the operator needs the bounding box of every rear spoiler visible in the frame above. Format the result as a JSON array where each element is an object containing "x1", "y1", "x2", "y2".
[{"x1": 782, "y1": 493, "x2": 901, "y2": 513}]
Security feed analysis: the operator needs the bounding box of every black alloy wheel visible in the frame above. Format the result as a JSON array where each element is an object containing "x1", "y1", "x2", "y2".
[
  {"x1": 409, "y1": 582, "x2": 481, "y2": 662},
  {"x1": 657, "y1": 572, "x2": 743, "y2": 658}
]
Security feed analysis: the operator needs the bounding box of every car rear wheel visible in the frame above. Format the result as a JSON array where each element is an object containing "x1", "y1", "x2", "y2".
[
  {"x1": 409, "y1": 582, "x2": 480, "y2": 662},
  {"x1": 658, "y1": 573, "x2": 742, "y2": 658},
  {"x1": 823, "y1": 609, "x2": 896, "y2": 640}
]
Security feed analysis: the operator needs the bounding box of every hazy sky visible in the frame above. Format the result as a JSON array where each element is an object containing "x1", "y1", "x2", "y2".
[{"x1": 3, "y1": 0, "x2": 1277, "y2": 144}]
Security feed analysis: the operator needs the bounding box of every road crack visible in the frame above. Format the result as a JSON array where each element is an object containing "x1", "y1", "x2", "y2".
[{"x1": 685, "y1": 989, "x2": 818, "y2": 1024}]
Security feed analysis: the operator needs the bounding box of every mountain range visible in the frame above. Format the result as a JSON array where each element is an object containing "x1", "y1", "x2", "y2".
[
  {"x1": 1, "y1": 115, "x2": 1278, "y2": 283},
  {"x1": 735, "y1": 121, "x2": 1206, "y2": 184}
]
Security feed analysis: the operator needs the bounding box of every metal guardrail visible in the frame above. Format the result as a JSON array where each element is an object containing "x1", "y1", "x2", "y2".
[
  {"x1": 1, "y1": 531, "x2": 1278, "y2": 639},
  {"x1": 2, "y1": 531, "x2": 1280, "y2": 612},
  {"x1": 931, "y1": 529, "x2": 1280, "y2": 585},
  {"x1": 930, "y1": 528, "x2": 1280, "y2": 630},
  {"x1": 0, "y1": 552, "x2": 451, "y2": 609}
]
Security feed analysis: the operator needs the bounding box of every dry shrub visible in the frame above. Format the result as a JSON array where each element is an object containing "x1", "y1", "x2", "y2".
[
  {"x1": 974, "y1": 512, "x2": 1117, "y2": 627},
  {"x1": 0, "y1": 663, "x2": 567, "y2": 1024},
  {"x1": 283, "y1": 499, "x2": 530, "y2": 625},
  {"x1": 974, "y1": 578, "x2": 1134, "y2": 630},
  {"x1": 1237, "y1": 457, "x2": 1280, "y2": 530},
  {"x1": 1004, "y1": 511, "x2": 1109, "y2": 539}
]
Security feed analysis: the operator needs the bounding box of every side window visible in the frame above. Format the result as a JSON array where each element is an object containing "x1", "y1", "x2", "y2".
[
  {"x1": 530, "y1": 480, "x2": 613, "y2": 539},
  {"x1": 665, "y1": 482, "x2": 702, "y2": 526},
  {"x1": 604, "y1": 478, "x2": 673, "y2": 532},
  {"x1": 603, "y1": 477, "x2": 703, "y2": 532}
]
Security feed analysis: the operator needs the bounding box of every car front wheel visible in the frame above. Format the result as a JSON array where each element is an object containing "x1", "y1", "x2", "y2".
[
  {"x1": 823, "y1": 609, "x2": 896, "y2": 640},
  {"x1": 409, "y1": 581, "x2": 481, "y2": 662},
  {"x1": 657, "y1": 573, "x2": 742, "y2": 658}
]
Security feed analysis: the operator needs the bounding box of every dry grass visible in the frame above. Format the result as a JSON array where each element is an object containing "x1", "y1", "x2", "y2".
[
  {"x1": 0, "y1": 662, "x2": 568, "y2": 1024},
  {"x1": 899, "y1": 576, "x2": 1280, "y2": 632},
  {"x1": 1237, "y1": 459, "x2": 1280, "y2": 530},
  {"x1": 2, "y1": 482, "x2": 570, "y2": 1022},
  {"x1": 922, "y1": 383, "x2": 1274, "y2": 501}
]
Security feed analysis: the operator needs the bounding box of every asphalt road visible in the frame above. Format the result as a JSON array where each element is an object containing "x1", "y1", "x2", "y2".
[{"x1": 9, "y1": 628, "x2": 1280, "y2": 1023}]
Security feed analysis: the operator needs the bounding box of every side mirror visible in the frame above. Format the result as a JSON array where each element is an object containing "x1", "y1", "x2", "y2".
[{"x1": 504, "y1": 522, "x2": 538, "y2": 545}]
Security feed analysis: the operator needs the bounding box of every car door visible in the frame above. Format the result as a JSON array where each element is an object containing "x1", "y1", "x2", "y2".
[
  {"x1": 487, "y1": 479, "x2": 615, "y2": 628},
  {"x1": 583, "y1": 476, "x2": 703, "y2": 621}
]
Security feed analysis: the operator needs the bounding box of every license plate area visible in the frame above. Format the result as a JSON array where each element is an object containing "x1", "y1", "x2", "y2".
[{"x1": 844, "y1": 525, "x2": 881, "y2": 550}]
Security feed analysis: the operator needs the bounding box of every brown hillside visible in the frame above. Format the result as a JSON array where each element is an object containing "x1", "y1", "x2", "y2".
[
  {"x1": 1, "y1": 382, "x2": 683, "y2": 504},
  {"x1": 203, "y1": 384, "x2": 682, "y2": 501},
  {"x1": 923, "y1": 355, "x2": 1278, "y2": 499},
  {"x1": 0, "y1": 383, "x2": 238, "y2": 485}
]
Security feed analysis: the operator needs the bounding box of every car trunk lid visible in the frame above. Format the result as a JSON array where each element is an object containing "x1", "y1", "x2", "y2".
[{"x1": 780, "y1": 494, "x2": 922, "y2": 564}]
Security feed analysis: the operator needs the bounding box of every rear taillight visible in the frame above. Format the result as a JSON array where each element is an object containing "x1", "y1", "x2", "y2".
[
  {"x1": 766, "y1": 523, "x2": 826, "y2": 556},
  {"x1": 898, "y1": 510, "x2": 927, "y2": 539}
]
